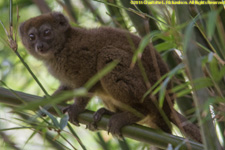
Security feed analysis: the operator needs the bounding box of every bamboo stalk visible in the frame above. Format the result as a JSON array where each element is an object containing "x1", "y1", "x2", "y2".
[{"x1": 0, "y1": 87, "x2": 203, "y2": 150}]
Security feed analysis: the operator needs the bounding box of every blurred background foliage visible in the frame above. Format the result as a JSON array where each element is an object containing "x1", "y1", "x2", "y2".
[{"x1": 0, "y1": 0, "x2": 225, "y2": 150}]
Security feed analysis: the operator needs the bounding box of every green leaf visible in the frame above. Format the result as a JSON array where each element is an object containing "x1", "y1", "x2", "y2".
[
  {"x1": 171, "y1": 9, "x2": 176, "y2": 26},
  {"x1": 59, "y1": 114, "x2": 69, "y2": 130},
  {"x1": 193, "y1": 77, "x2": 213, "y2": 90},
  {"x1": 207, "y1": 10, "x2": 218, "y2": 39},
  {"x1": 183, "y1": 14, "x2": 200, "y2": 52},
  {"x1": 155, "y1": 41, "x2": 176, "y2": 52},
  {"x1": 142, "y1": 63, "x2": 184, "y2": 102},
  {"x1": 158, "y1": 63, "x2": 184, "y2": 107},
  {"x1": 176, "y1": 88, "x2": 192, "y2": 98},
  {"x1": 84, "y1": 60, "x2": 119, "y2": 90},
  {"x1": 159, "y1": 77, "x2": 170, "y2": 108},
  {"x1": 172, "y1": 82, "x2": 190, "y2": 93},
  {"x1": 155, "y1": 33, "x2": 172, "y2": 41},
  {"x1": 40, "y1": 107, "x2": 60, "y2": 128},
  {"x1": 25, "y1": 131, "x2": 38, "y2": 146},
  {"x1": 218, "y1": 65, "x2": 225, "y2": 81},
  {"x1": 209, "y1": 58, "x2": 220, "y2": 82},
  {"x1": 208, "y1": 54, "x2": 225, "y2": 82},
  {"x1": 131, "y1": 33, "x2": 152, "y2": 66},
  {"x1": 15, "y1": 89, "x2": 87, "y2": 111}
]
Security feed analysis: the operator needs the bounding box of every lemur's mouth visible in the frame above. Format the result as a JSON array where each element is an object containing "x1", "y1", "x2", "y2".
[{"x1": 35, "y1": 47, "x2": 49, "y2": 55}]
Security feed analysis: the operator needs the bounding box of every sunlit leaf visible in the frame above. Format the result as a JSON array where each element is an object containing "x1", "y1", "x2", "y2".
[{"x1": 155, "y1": 41, "x2": 176, "y2": 52}]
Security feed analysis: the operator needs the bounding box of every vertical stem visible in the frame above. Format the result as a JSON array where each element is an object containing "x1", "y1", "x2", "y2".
[
  {"x1": 7, "y1": 0, "x2": 49, "y2": 96},
  {"x1": 32, "y1": 0, "x2": 51, "y2": 14},
  {"x1": 9, "y1": 0, "x2": 14, "y2": 40},
  {"x1": 184, "y1": 19, "x2": 223, "y2": 150},
  {"x1": 15, "y1": 51, "x2": 49, "y2": 96},
  {"x1": 104, "y1": 0, "x2": 128, "y2": 29},
  {"x1": 63, "y1": 0, "x2": 78, "y2": 23},
  {"x1": 9, "y1": 0, "x2": 13, "y2": 27},
  {"x1": 82, "y1": 0, "x2": 106, "y2": 25}
]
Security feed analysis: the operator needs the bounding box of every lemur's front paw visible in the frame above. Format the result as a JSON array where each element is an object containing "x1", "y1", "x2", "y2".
[
  {"x1": 62, "y1": 104, "x2": 84, "y2": 126},
  {"x1": 87, "y1": 107, "x2": 114, "y2": 131}
]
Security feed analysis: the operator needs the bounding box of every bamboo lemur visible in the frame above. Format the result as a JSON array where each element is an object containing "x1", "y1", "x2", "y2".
[{"x1": 19, "y1": 12, "x2": 201, "y2": 143}]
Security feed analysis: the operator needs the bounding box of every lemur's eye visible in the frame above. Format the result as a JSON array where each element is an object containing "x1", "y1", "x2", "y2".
[
  {"x1": 44, "y1": 29, "x2": 51, "y2": 36},
  {"x1": 29, "y1": 33, "x2": 35, "y2": 41}
]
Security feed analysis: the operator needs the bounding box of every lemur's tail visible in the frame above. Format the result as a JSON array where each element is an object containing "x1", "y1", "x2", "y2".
[{"x1": 170, "y1": 110, "x2": 202, "y2": 143}]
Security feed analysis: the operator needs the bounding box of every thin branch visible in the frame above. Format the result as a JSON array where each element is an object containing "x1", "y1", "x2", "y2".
[
  {"x1": 56, "y1": 0, "x2": 78, "y2": 23},
  {"x1": 0, "y1": 20, "x2": 10, "y2": 39},
  {"x1": 32, "y1": 0, "x2": 51, "y2": 14},
  {"x1": 0, "y1": 87, "x2": 203, "y2": 150},
  {"x1": 2, "y1": 1, "x2": 49, "y2": 96},
  {"x1": 63, "y1": 0, "x2": 78, "y2": 23},
  {"x1": 93, "y1": 0, "x2": 169, "y2": 27},
  {"x1": 82, "y1": 0, "x2": 106, "y2": 25},
  {"x1": 104, "y1": 0, "x2": 128, "y2": 29}
]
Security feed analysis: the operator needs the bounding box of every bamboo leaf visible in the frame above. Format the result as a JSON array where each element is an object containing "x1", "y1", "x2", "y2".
[
  {"x1": 40, "y1": 107, "x2": 60, "y2": 128},
  {"x1": 183, "y1": 14, "x2": 200, "y2": 53},
  {"x1": 15, "y1": 89, "x2": 87, "y2": 111},
  {"x1": 171, "y1": 9, "x2": 176, "y2": 26},
  {"x1": 159, "y1": 64, "x2": 184, "y2": 107},
  {"x1": 131, "y1": 33, "x2": 152, "y2": 66},
  {"x1": 159, "y1": 77, "x2": 169, "y2": 108},
  {"x1": 218, "y1": 65, "x2": 225, "y2": 81},
  {"x1": 59, "y1": 114, "x2": 69, "y2": 130},
  {"x1": 193, "y1": 77, "x2": 214, "y2": 90},
  {"x1": 25, "y1": 131, "x2": 38, "y2": 146},
  {"x1": 84, "y1": 60, "x2": 119, "y2": 90},
  {"x1": 207, "y1": 10, "x2": 218, "y2": 39},
  {"x1": 172, "y1": 82, "x2": 190, "y2": 93},
  {"x1": 176, "y1": 89, "x2": 192, "y2": 98},
  {"x1": 208, "y1": 55, "x2": 225, "y2": 82},
  {"x1": 142, "y1": 63, "x2": 184, "y2": 102},
  {"x1": 155, "y1": 41, "x2": 176, "y2": 52}
]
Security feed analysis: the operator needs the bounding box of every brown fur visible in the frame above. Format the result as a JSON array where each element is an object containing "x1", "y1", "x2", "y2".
[{"x1": 20, "y1": 12, "x2": 201, "y2": 142}]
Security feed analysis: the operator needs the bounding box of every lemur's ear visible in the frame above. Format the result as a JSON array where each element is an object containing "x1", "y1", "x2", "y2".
[{"x1": 51, "y1": 12, "x2": 69, "y2": 31}]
